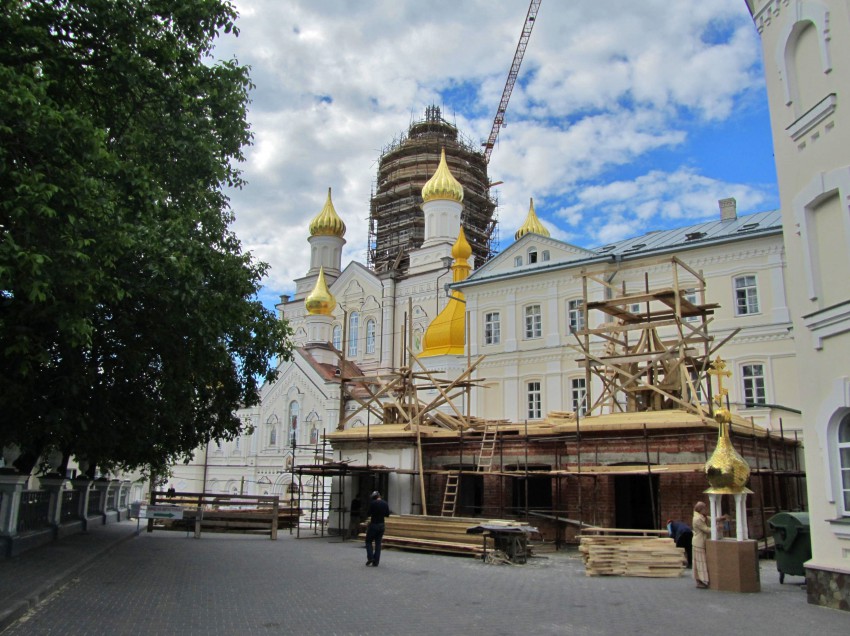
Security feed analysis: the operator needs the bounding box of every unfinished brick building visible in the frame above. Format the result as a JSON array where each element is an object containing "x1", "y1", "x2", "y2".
[{"x1": 319, "y1": 260, "x2": 805, "y2": 546}]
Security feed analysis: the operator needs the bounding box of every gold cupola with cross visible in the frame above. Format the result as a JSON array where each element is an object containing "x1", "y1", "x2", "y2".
[{"x1": 704, "y1": 356, "x2": 752, "y2": 494}]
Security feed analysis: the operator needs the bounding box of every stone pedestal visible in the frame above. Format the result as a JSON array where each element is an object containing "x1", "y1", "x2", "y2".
[
  {"x1": 38, "y1": 476, "x2": 69, "y2": 526},
  {"x1": 706, "y1": 539, "x2": 760, "y2": 593},
  {"x1": 0, "y1": 474, "x2": 29, "y2": 537}
]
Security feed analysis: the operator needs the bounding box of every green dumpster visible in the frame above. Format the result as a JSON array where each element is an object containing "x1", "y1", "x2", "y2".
[{"x1": 768, "y1": 512, "x2": 811, "y2": 583}]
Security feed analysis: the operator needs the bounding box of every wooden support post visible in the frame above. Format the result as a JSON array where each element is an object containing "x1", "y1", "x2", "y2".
[{"x1": 271, "y1": 497, "x2": 279, "y2": 540}]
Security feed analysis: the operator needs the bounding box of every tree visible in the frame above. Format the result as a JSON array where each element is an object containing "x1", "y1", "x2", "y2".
[{"x1": 0, "y1": 0, "x2": 292, "y2": 475}]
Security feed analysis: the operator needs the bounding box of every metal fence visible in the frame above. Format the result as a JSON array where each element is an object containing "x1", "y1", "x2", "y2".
[
  {"x1": 106, "y1": 488, "x2": 117, "y2": 511},
  {"x1": 61, "y1": 489, "x2": 81, "y2": 523},
  {"x1": 87, "y1": 489, "x2": 101, "y2": 516},
  {"x1": 17, "y1": 490, "x2": 51, "y2": 533}
]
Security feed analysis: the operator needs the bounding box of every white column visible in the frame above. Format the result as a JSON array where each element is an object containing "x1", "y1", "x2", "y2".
[{"x1": 709, "y1": 494, "x2": 721, "y2": 541}]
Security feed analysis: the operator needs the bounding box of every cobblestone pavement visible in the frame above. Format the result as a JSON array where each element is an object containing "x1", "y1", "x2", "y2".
[{"x1": 2, "y1": 527, "x2": 847, "y2": 636}]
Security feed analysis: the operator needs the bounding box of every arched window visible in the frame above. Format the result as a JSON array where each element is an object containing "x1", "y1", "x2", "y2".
[
  {"x1": 366, "y1": 319, "x2": 376, "y2": 354},
  {"x1": 332, "y1": 325, "x2": 342, "y2": 350},
  {"x1": 348, "y1": 312, "x2": 359, "y2": 357},
  {"x1": 837, "y1": 414, "x2": 850, "y2": 515},
  {"x1": 528, "y1": 247, "x2": 538, "y2": 264},
  {"x1": 288, "y1": 401, "x2": 300, "y2": 447},
  {"x1": 266, "y1": 415, "x2": 279, "y2": 447}
]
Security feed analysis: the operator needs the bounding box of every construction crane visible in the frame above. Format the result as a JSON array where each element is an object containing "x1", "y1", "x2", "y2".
[{"x1": 482, "y1": 0, "x2": 542, "y2": 164}]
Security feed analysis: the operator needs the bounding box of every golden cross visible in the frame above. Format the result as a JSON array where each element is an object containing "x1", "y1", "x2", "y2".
[{"x1": 708, "y1": 356, "x2": 732, "y2": 407}]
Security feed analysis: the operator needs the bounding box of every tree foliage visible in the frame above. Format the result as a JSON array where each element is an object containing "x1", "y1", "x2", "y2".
[{"x1": 0, "y1": 0, "x2": 292, "y2": 474}]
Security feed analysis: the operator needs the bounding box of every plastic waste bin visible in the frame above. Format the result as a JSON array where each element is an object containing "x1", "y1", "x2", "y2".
[{"x1": 768, "y1": 512, "x2": 811, "y2": 584}]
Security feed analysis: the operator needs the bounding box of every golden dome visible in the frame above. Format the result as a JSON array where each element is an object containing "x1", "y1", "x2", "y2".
[
  {"x1": 421, "y1": 148, "x2": 464, "y2": 204},
  {"x1": 309, "y1": 188, "x2": 346, "y2": 238},
  {"x1": 515, "y1": 197, "x2": 550, "y2": 240},
  {"x1": 704, "y1": 357, "x2": 752, "y2": 494},
  {"x1": 305, "y1": 268, "x2": 336, "y2": 316},
  {"x1": 421, "y1": 228, "x2": 471, "y2": 357},
  {"x1": 704, "y1": 410, "x2": 752, "y2": 494},
  {"x1": 452, "y1": 226, "x2": 472, "y2": 261}
]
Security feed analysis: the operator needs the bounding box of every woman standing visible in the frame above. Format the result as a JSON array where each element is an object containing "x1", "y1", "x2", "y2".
[{"x1": 692, "y1": 501, "x2": 712, "y2": 588}]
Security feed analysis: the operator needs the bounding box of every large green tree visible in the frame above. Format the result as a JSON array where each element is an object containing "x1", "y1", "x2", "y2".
[{"x1": 0, "y1": 0, "x2": 292, "y2": 475}]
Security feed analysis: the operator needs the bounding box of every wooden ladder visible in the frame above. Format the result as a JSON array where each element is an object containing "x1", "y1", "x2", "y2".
[
  {"x1": 477, "y1": 424, "x2": 498, "y2": 472},
  {"x1": 441, "y1": 471, "x2": 460, "y2": 517}
]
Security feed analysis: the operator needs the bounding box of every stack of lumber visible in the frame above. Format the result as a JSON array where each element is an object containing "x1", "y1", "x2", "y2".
[
  {"x1": 163, "y1": 507, "x2": 301, "y2": 533},
  {"x1": 579, "y1": 534, "x2": 685, "y2": 577},
  {"x1": 543, "y1": 411, "x2": 577, "y2": 425},
  {"x1": 377, "y1": 515, "x2": 527, "y2": 558}
]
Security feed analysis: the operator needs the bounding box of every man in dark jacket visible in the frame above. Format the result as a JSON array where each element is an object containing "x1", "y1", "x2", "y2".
[
  {"x1": 667, "y1": 519, "x2": 694, "y2": 568},
  {"x1": 365, "y1": 491, "x2": 390, "y2": 567}
]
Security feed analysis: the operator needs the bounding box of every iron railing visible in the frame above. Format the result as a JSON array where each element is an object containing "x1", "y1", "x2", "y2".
[
  {"x1": 61, "y1": 490, "x2": 81, "y2": 523},
  {"x1": 17, "y1": 490, "x2": 51, "y2": 533}
]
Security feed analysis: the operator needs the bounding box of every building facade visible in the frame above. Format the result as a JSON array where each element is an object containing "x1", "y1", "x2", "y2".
[{"x1": 747, "y1": 0, "x2": 850, "y2": 610}]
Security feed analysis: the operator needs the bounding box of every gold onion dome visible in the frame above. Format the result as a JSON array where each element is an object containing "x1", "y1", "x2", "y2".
[
  {"x1": 305, "y1": 268, "x2": 336, "y2": 316},
  {"x1": 515, "y1": 197, "x2": 550, "y2": 240},
  {"x1": 421, "y1": 229, "x2": 470, "y2": 357},
  {"x1": 452, "y1": 225, "x2": 472, "y2": 261},
  {"x1": 309, "y1": 188, "x2": 346, "y2": 237},
  {"x1": 704, "y1": 410, "x2": 752, "y2": 494},
  {"x1": 421, "y1": 148, "x2": 464, "y2": 204},
  {"x1": 704, "y1": 357, "x2": 752, "y2": 494}
]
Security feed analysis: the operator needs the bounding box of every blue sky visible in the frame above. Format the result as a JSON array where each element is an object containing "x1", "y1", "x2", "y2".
[{"x1": 212, "y1": 1, "x2": 777, "y2": 307}]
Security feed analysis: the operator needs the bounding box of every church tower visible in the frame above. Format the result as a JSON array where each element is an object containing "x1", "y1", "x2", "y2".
[
  {"x1": 294, "y1": 187, "x2": 346, "y2": 299},
  {"x1": 368, "y1": 106, "x2": 496, "y2": 272}
]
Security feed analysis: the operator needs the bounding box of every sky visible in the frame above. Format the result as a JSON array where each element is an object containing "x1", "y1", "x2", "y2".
[{"x1": 210, "y1": 0, "x2": 778, "y2": 307}]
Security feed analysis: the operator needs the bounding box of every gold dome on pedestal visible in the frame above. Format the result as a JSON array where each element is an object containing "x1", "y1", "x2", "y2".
[{"x1": 704, "y1": 409, "x2": 752, "y2": 494}]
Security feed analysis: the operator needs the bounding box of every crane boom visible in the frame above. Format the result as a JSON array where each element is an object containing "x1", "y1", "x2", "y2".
[{"x1": 483, "y1": 0, "x2": 542, "y2": 164}]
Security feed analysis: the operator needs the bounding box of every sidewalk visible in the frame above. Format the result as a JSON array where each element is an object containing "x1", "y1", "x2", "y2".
[{"x1": 0, "y1": 520, "x2": 138, "y2": 631}]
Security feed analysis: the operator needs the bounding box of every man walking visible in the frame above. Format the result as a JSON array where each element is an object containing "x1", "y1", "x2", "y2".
[{"x1": 365, "y1": 490, "x2": 390, "y2": 567}]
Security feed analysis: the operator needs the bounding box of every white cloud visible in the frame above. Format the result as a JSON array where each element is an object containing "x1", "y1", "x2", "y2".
[{"x1": 209, "y1": 0, "x2": 774, "y2": 299}]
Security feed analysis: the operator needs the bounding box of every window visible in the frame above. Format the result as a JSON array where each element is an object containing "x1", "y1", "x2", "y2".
[
  {"x1": 267, "y1": 416, "x2": 278, "y2": 446},
  {"x1": 514, "y1": 256, "x2": 523, "y2": 267},
  {"x1": 366, "y1": 319, "x2": 376, "y2": 354},
  {"x1": 484, "y1": 312, "x2": 501, "y2": 345},
  {"x1": 348, "y1": 312, "x2": 359, "y2": 357},
  {"x1": 288, "y1": 401, "x2": 300, "y2": 447},
  {"x1": 683, "y1": 289, "x2": 698, "y2": 323},
  {"x1": 528, "y1": 248, "x2": 538, "y2": 264},
  {"x1": 542, "y1": 250, "x2": 550, "y2": 262},
  {"x1": 568, "y1": 299, "x2": 584, "y2": 333},
  {"x1": 525, "y1": 305, "x2": 542, "y2": 339},
  {"x1": 838, "y1": 415, "x2": 850, "y2": 515},
  {"x1": 741, "y1": 364, "x2": 766, "y2": 407},
  {"x1": 527, "y1": 381, "x2": 542, "y2": 419},
  {"x1": 734, "y1": 275, "x2": 759, "y2": 315},
  {"x1": 332, "y1": 325, "x2": 342, "y2": 350},
  {"x1": 571, "y1": 378, "x2": 587, "y2": 415}
]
